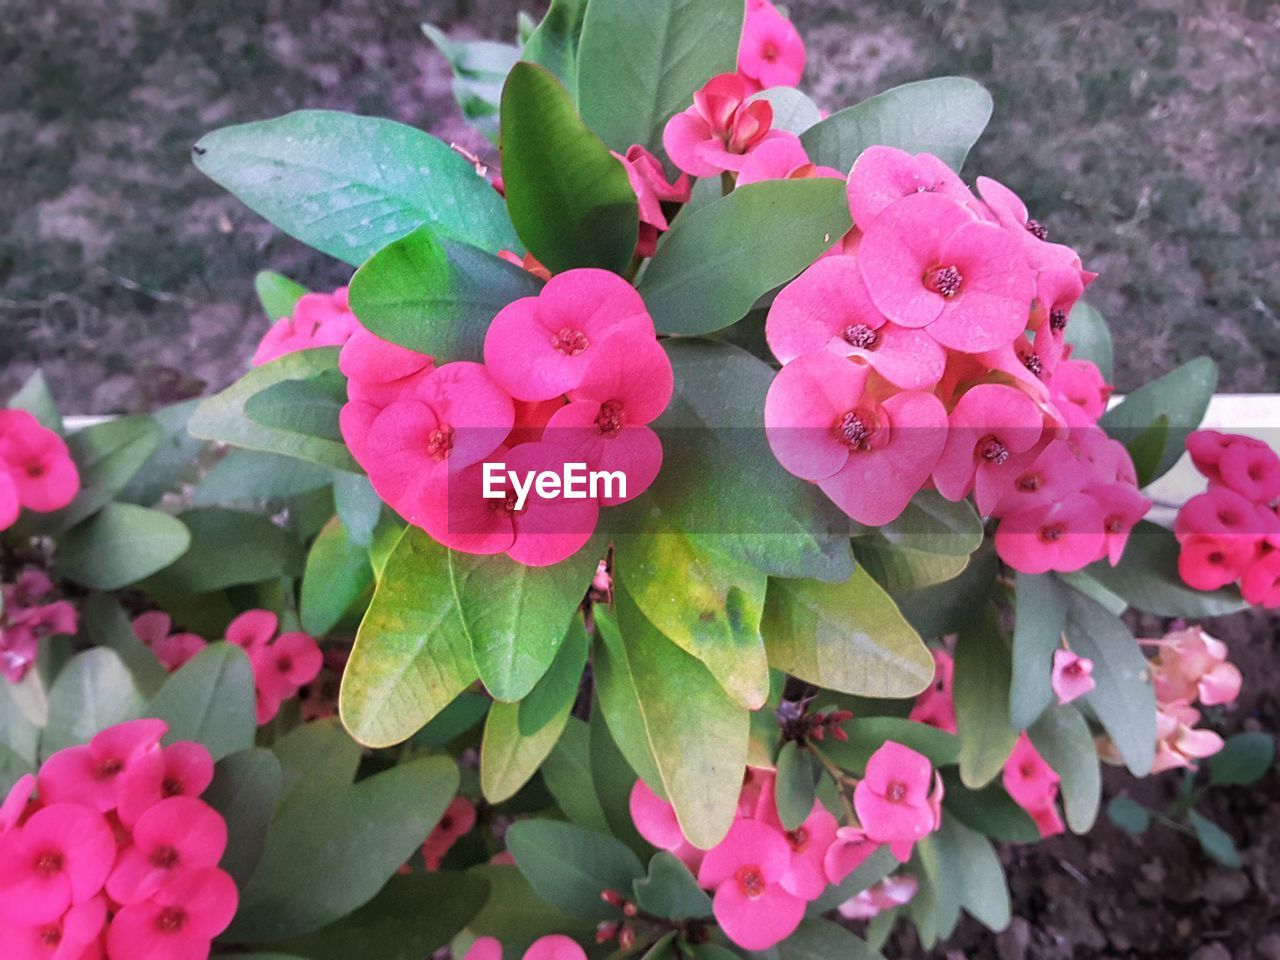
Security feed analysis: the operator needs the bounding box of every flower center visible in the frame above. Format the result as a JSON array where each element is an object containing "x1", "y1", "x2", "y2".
[
  {"x1": 1021, "y1": 764, "x2": 1036, "y2": 778},
  {"x1": 885, "y1": 781, "x2": 908, "y2": 803},
  {"x1": 427, "y1": 425, "x2": 454, "y2": 463},
  {"x1": 594, "y1": 400, "x2": 624, "y2": 438},
  {"x1": 35, "y1": 851, "x2": 64, "y2": 877},
  {"x1": 25, "y1": 462, "x2": 46, "y2": 479},
  {"x1": 96, "y1": 757, "x2": 124, "y2": 780},
  {"x1": 1105, "y1": 515, "x2": 1124, "y2": 534},
  {"x1": 976, "y1": 435, "x2": 1009, "y2": 465},
  {"x1": 842, "y1": 323, "x2": 880, "y2": 350},
  {"x1": 551, "y1": 327, "x2": 590, "y2": 356},
  {"x1": 1063, "y1": 660, "x2": 1083, "y2": 677},
  {"x1": 924, "y1": 264, "x2": 963, "y2": 298},
  {"x1": 785, "y1": 826, "x2": 809, "y2": 853},
  {"x1": 150, "y1": 845, "x2": 181, "y2": 870},
  {"x1": 40, "y1": 926, "x2": 62, "y2": 948},
  {"x1": 1016, "y1": 472, "x2": 1043, "y2": 492},
  {"x1": 1020, "y1": 352, "x2": 1043, "y2": 378},
  {"x1": 276, "y1": 655, "x2": 294, "y2": 674},
  {"x1": 1025, "y1": 218, "x2": 1048, "y2": 241},
  {"x1": 835, "y1": 410, "x2": 871, "y2": 451},
  {"x1": 156, "y1": 907, "x2": 188, "y2": 934},
  {"x1": 735, "y1": 865, "x2": 766, "y2": 899},
  {"x1": 1049, "y1": 308, "x2": 1068, "y2": 332},
  {"x1": 161, "y1": 776, "x2": 184, "y2": 797},
  {"x1": 761, "y1": 40, "x2": 779, "y2": 61},
  {"x1": 1039, "y1": 523, "x2": 1066, "y2": 542}
]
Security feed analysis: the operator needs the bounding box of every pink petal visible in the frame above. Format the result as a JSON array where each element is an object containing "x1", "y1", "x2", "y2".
[
  {"x1": 712, "y1": 880, "x2": 806, "y2": 951},
  {"x1": 764, "y1": 351, "x2": 870, "y2": 481}
]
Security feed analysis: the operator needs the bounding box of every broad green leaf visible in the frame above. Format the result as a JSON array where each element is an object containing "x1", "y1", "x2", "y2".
[
  {"x1": 244, "y1": 368, "x2": 346, "y2": 443},
  {"x1": 939, "y1": 770, "x2": 1040, "y2": 843},
  {"x1": 1105, "y1": 795, "x2": 1151, "y2": 834},
  {"x1": 340, "y1": 529, "x2": 477, "y2": 747},
  {"x1": 893, "y1": 544, "x2": 998, "y2": 639},
  {"x1": 1063, "y1": 301, "x2": 1113, "y2": 381},
  {"x1": 348, "y1": 225, "x2": 542, "y2": 362},
  {"x1": 751, "y1": 87, "x2": 823, "y2": 135},
  {"x1": 1009, "y1": 573, "x2": 1069, "y2": 731},
  {"x1": 1209, "y1": 732, "x2": 1275, "y2": 786},
  {"x1": 775, "y1": 741, "x2": 819, "y2": 830},
  {"x1": 801, "y1": 77, "x2": 993, "y2": 173},
  {"x1": 147, "y1": 643, "x2": 256, "y2": 761},
  {"x1": 589, "y1": 706, "x2": 650, "y2": 856},
  {"x1": 506, "y1": 819, "x2": 645, "y2": 921},
  {"x1": 518, "y1": 615, "x2": 589, "y2": 735},
  {"x1": 0, "y1": 746, "x2": 33, "y2": 796},
  {"x1": 410, "y1": 691, "x2": 490, "y2": 750},
  {"x1": 480, "y1": 696, "x2": 572, "y2": 803},
  {"x1": 466, "y1": 863, "x2": 594, "y2": 955},
  {"x1": 639, "y1": 179, "x2": 852, "y2": 336},
  {"x1": 820, "y1": 718, "x2": 960, "y2": 775},
  {"x1": 576, "y1": 0, "x2": 743, "y2": 153},
  {"x1": 1125, "y1": 415, "x2": 1169, "y2": 486},
  {"x1": 421, "y1": 24, "x2": 519, "y2": 140},
  {"x1": 1028, "y1": 704, "x2": 1101, "y2": 833},
  {"x1": 451, "y1": 541, "x2": 601, "y2": 702},
  {"x1": 594, "y1": 594, "x2": 748, "y2": 848},
  {"x1": 1100, "y1": 357, "x2": 1217, "y2": 486},
  {"x1": 273, "y1": 720, "x2": 362, "y2": 805},
  {"x1": 1062, "y1": 587, "x2": 1155, "y2": 775},
  {"x1": 916, "y1": 815, "x2": 1010, "y2": 935},
  {"x1": 0, "y1": 684, "x2": 40, "y2": 766},
  {"x1": 194, "y1": 450, "x2": 333, "y2": 505},
  {"x1": 954, "y1": 604, "x2": 1018, "y2": 789},
  {"x1": 228, "y1": 754, "x2": 459, "y2": 941},
  {"x1": 333, "y1": 472, "x2": 382, "y2": 547},
  {"x1": 1084, "y1": 522, "x2": 1247, "y2": 618},
  {"x1": 204, "y1": 747, "x2": 283, "y2": 887},
  {"x1": 776, "y1": 918, "x2": 885, "y2": 960},
  {"x1": 632, "y1": 851, "x2": 713, "y2": 920},
  {"x1": 57, "y1": 503, "x2": 191, "y2": 591},
  {"x1": 81, "y1": 594, "x2": 167, "y2": 696},
  {"x1": 41, "y1": 649, "x2": 144, "y2": 758},
  {"x1": 1189, "y1": 811, "x2": 1241, "y2": 868},
  {"x1": 8, "y1": 369, "x2": 61, "y2": 431},
  {"x1": 875, "y1": 491, "x2": 983, "y2": 556},
  {"x1": 188, "y1": 348, "x2": 358, "y2": 472},
  {"x1": 615, "y1": 529, "x2": 769, "y2": 709},
  {"x1": 542, "y1": 717, "x2": 611, "y2": 832},
  {"x1": 193, "y1": 110, "x2": 516, "y2": 265},
  {"x1": 500, "y1": 62, "x2": 638, "y2": 274},
  {"x1": 142, "y1": 508, "x2": 303, "y2": 596},
  {"x1": 255, "y1": 270, "x2": 309, "y2": 320},
  {"x1": 118, "y1": 400, "x2": 204, "y2": 508},
  {"x1": 853, "y1": 537, "x2": 969, "y2": 594},
  {"x1": 301, "y1": 517, "x2": 374, "y2": 636},
  {"x1": 522, "y1": 0, "x2": 589, "y2": 96},
  {"x1": 762, "y1": 568, "x2": 934, "y2": 699},
  {"x1": 68, "y1": 415, "x2": 163, "y2": 496}
]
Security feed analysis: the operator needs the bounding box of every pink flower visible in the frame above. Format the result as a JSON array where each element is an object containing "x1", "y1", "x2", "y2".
[
  {"x1": 770, "y1": 802, "x2": 838, "y2": 901},
  {"x1": 737, "y1": 0, "x2": 806, "y2": 91},
  {"x1": 1186, "y1": 430, "x2": 1270, "y2": 487},
  {"x1": 1001, "y1": 735, "x2": 1063, "y2": 839},
  {"x1": 1217, "y1": 440, "x2": 1280, "y2": 504},
  {"x1": 837, "y1": 873, "x2": 919, "y2": 920},
  {"x1": 422, "y1": 796, "x2": 476, "y2": 871},
  {"x1": 1242, "y1": 551, "x2": 1280, "y2": 608},
  {"x1": 1050, "y1": 650, "x2": 1095, "y2": 705},
  {"x1": 484, "y1": 269, "x2": 654, "y2": 403},
  {"x1": 663, "y1": 73, "x2": 787, "y2": 178},
  {"x1": 106, "y1": 866, "x2": 238, "y2": 960},
  {"x1": 37, "y1": 719, "x2": 166, "y2": 812},
  {"x1": 116, "y1": 742, "x2": 215, "y2": 829},
  {"x1": 465, "y1": 937, "x2": 505, "y2": 960},
  {"x1": 1178, "y1": 534, "x2": 1257, "y2": 591},
  {"x1": 1, "y1": 775, "x2": 35, "y2": 835},
  {"x1": 0, "y1": 894, "x2": 106, "y2": 960},
  {"x1": 250, "y1": 631, "x2": 323, "y2": 725},
  {"x1": 1150, "y1": 702, "x2": 1224, "y2": 774},
  {"x1": 0, "y1": 804, "x2": 116, "y2": 925},
  {"x1": 224, "y1": 609, "x2": 278, "y2": 650},
  {"x1": 1, "y1": 571, "x2": 78, "y2": 684},
  {"x1": 252, "y1": 287, "x2": 359, "y2": 366},
  {"x1": 736, "y1": 133, "x2": 842, "y2": 187},
  {"x1": 614, "y1": 145, "x2": 690, "y2": 258},
  {"x1": 764, "y1": 351, "x2": 947, "y2": 525},
  {"x1": 106, "y1": 797, "x2": 227, "y2": 905},
  {"x1": 909, "y1": 649, "x2": 957, "y2": 734},
  {"x1": 846, "y1": 146, "x2": 972, "y2": 232},
  {"x1": 0, "y1": 410, "x2": 80, "y2": 515},
  {"x1": 524, "y1": 935, "x2": 587, "y2": 960},
  {"x1": 932, "y1": 384, "x2": 1047, "y2": 514},
  {"x1": 1146, "y1": 626, "x2": 1242, "y2": 708},
  {"x1": 1048, "y1": 358, "x2": 1112, "y2": 422},
  {"x1": 766, "y1": 255, "x2": 947, "y2": 390},
  {"x1": 1090, "y1": 480, "x2": 1151, "y2": 566},
  {"x1": 0, "y1": 470, "x2": 18, "y2": 531},
  {"x1": 994, "y1": 493, "x2": 1107, "y2": 574},
  {"x1": 131, "y1": 612, "x2": 206, "y2": 673},
  {"x1": 338, "y1": 329, "x2": 436, "y2": 464},
  {"x1": 853, "y1": 742, "x2": 940, "y2": 861},
  {"x1": 822, "y1": 826, "x2": 879, "y2": 886},
  {"x1": 697, "y1": 819, "x2": 805, "y2": 950}
]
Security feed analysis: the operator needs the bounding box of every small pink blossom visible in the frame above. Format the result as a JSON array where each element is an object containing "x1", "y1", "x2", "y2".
[
  {"x1": 250, "y1": 631, "x2": 323, "y2": 725},
  {"x1": 0, "y1": 804, "x2": 117, "y2": 925},
  {"x1": 423, "y1": 796, "x2": 476, "y2": 871},
  {"x1": 0, "y1": 893, "x2": 106, "y2": 960},
  {"x1": 663, "y1": 73, "x2": 787, "y2": 178},
  {"x1": 106, "y1": 797, "x2": 227, "y2": 905},
  {"x1": 773, "y1": 802, "x2": 839, "y2": 901},
  {"x1": 523, "y1": 934, "x2": 588, "y2": 960},
  {"x1": 853, "y1": 741, "x2": 941, "y2": 861},
  {"x1": 1047, "y1": 358, "x2": 1112, "y2": 422},
  {"x1": 822, "y1": 826, "x2": 880, "y2": 885},
  {"x1": 224, "y1": 609, "x2": 278, "y2": 650},
  {"x1": 994, "y1": 492, "x2": 1107, "y2": 574},
  {"x1": 1, "y1": 571, "x2": 78, "y2": 684},
  {"x1": 614, "y1": 145, "x2": 690, "y2": 258},
  {"x1": 131, "y1": 611, "x2": 207, "y2": 673},
  {"x1": 737, "y1": 0, "x2": 806, "y2": 91},
  {"x1": 37, "y1": 719, "x2": 166, "y2": 812},
  {"x1": 697, "y1": 819, "x2": 805, "y2": 950},
  {"x1": 1001, "y1": 735, "x2": 1063, "y2": 839},
  {"x1": 837, "y1": 873, "x2": 919, "y2": 920},
  {"x1": 846, "y1": 146, "x2": 972, "y2": 232},
  {"x1": 0, "y1": 410, "x2": 80, "y2": 519},
  {"x1": 1050, "y1": 650, "x2": 1095, "y2": 705},
  {"x1": 1217, "y1": 440, "x2": 1280, "y2": 504},
  {"x1": 1145, "y1": 626, "x2": 1242, "y2": 708},
  {"x1": 106, "y1": 866, "x2": 238, "y2": 960},
  {"x1": 628, "y1": 780, "x2": 705, "y2": 873},
  {"x1": 1186, "y1": 430, "x2": 1269, "y2": 487},
  {"x1": 252, "y1": 286, "x2": 360, "y2": 366},
  {"x1": 909, "y1": 649, "x2": 957, "y2": 734},
  {"x1": 1242, "y1": 551, "x2": 1280, "y2": 608},
  {"x1": 932, "y1": 384, "x2": 1047, "y2": 514},
  {"x1": 465, "y1": 936, "x2": 505, "y2": 960},
  {"x1": 116, "y1": 741, "x2": 215, "y2": 829},
  {"x1": 1150, "y1": 702, "x2": 1225, "y2": 773}
]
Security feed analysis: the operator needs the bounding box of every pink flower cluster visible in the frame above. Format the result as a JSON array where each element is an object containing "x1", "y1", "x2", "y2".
[
  {"x1": 251, "y1": 286, "x2": 360, "y2": 366},
  {"x1": 629, "y1": 741, "x2": 941, "y2": 950},
  {"x1": 0, "y1": 719, "x2": 236, "y2": 960},
  {"x1": 341, "y1": 269, "x2": 673, "y2": 567},
  {"x1": 1, "y1": 570, "x2": 77, "y2": 684},
  {"x1": 0, "y1": 410, "x2": 79, "y2": 533},
  {"x1": 224, "y1": 611, "x2": 322, "y2": 725},
  {"x1": 756, "y1": 145, "x2": 1148, "y2": 573},
  {"x1": 465, "y1": 934, "x2": 585, "y2": 960},
  {"x1": 1002, "y1": 734, "x2": 1065, "y2": 838},
  {"x1": 1176, "y1": 430, "x2": 1280, "y2": 607},
  {"x1": 736, "y1": 0, "x2": 806, "y2": 93}
]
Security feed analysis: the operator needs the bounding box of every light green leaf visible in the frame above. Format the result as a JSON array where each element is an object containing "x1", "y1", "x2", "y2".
[
  {"x1": 142, "y1": 507, "x2": 303, "y2": 596},
  {"x1": 194, "y1": 450, "x2": 333, "y2": 506},
  {"x1": 1100, "y1": 357, "x2": 1217, "y2": 486},
  {"x1": 244, "y1": 368, "x2": 346, "y2": 443},
  {"x1": 1028, "y1": 704, "x2": 1101, "y2": 833},
  {"x1": 874, "y1": 491, "x2": 983, "y2": 556},
  {"x1": 939, "y1": 770, "x2": 1040, "y2": 844},
  {"x1": 852, "y1": 537, "x2": 969, "y2": 594},
  {"x1": 751, "y1": 87, "x2": 823, "y2": 135},
  {"x1": 7, "y1": 369, "x2": 62, "y2": 432},
  {"x1": 522, "y1": 0, "x2": 589, "y2": 96},
  {"x1": 300, "y1": 517, "x2": 374, "y2": 636},
  {"x1": 1189, "y1": 811, "x2": 1241, "y2": 868},
  {"x1": 589, "y1": 707, "x2": 650, "y2": 856},
  {"x1": 57, "y1": 503, "x2": 191, "y2": 591},
  {"x1": 41, "y1": 649, "x2": 144, "y2": 758},
  {"x1": 542, "y1": 717, "x2": 611, "y2": 832},
  {"x1": 421, "y1": 24, "x2": 519, "y2": 141},
  {"x1": 776, "y1": 918, "x2": 885, "y2": 960},
  {"x1": 480, "y1": 695, "x2": 572, "y2": 803},
  {"x1": 147, "y1": 643, "x2": 256, "y2": 761},
  {"x1": 1105, "y1": 794, "x2": 1152, "y2": 834},
  {"x1": 954, "y1": 604, "x2": 1018, "y2": 789},
  {"x1": 466, "y1": 863, "x2": 594, "y2": 955},
  {"x1": 506, "y1": 819, "x2": 645, "y2": 921},
  {"x1": 1009, "y1": 572, "x2": 1069, "y2": 731},
  {"x1": 518, "y1": 615, "x2": 589, "y2": 736},
  {"x1": 917, "y1": 815, "x2": 1010, "y2": 935},
  {"x1": 255, "y1": 270, "x2": 309, "y2": 320},
  {"x1": 80, "y1": 593, "x2": 167, "y2": 696}
]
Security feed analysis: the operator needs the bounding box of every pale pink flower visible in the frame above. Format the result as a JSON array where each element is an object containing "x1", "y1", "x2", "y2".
[
  {"x1": 614, "y1": 145, "x2": 690, "y2": 258},
  {"x1": 822, "y1": 826, "x2": 879, "y2": 885},
  {"x1": 131, "y1": 611, "x2": 206, "y2": 673},
  {"x1": 737, "y1": 0, "x2": 806, "y2": 91},
  {"x1": 252, "y1": 287, "x2": 360, "y2": 366},
  {"x1": 853, "y1": 742, "x2": 940, "y2": 861},
  {"x1": 1050, "y1": 650, "x2": 1095, "y2": 705},
  {"x1": 837, "y1": 873, "x2": 919, "y2": 920}
]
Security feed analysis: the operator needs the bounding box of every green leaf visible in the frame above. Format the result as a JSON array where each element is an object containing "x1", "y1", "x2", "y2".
[
  {"x1": 57, "y1": 503, "x2": 191, "y2": 591},
  {"x1": 1125, "y1": 415, "x2": 1169, "y2": 486},
  {"x1": 762, "y1": 568, "x2": 934, "y2": 699},
  {"x1": 1189, "y1": 811, "x2": 1241, "y2": 868},
  {"x1": 410, "y1": 691, "x2": 489, "y2": 750},
  {"x1": 500, "y1": 62, "x2": 638, "y2": 274},
  {"x1": 1209, "y1": 732, "x2": 1275, "y2": 786},
  {"x1": 193, "y1": 109, "x2": 515, "y2": 265},
  {"x1": 1028, "y1": 704, "x2": 1101, "y2": 833},
  {"x1": 853, "y1": 538, "x2": 969, "y2": 594},
  {"x1": 466, "y1": 863, "x2": 594, "y2": 955},
  {"x1": 244, "y1": 368, "x2": 346, "y2": 443},
  {"x1": 639, "y1": 179, "x2": 852, "y2": 336},
  {"x1": 194, "y1": 450, "x2": 333, "y2": 505},
  {"x1": 806, "y1": 845, "x2": 898, "y2": 915},
  {"x1": 480, "y1": 695, "x2": 572, "y2": 803},
  {"x1": 576, "y1": 0, "x2": 743, "y2": 153},
  {"x1": 589, "y1": 707, "x2": 650, "y2": 856},
  {"x1": 333, "y1": 472, "x2": 382, "y2": 547},
  {"x1": 41, "y1": 649, "x2": 144, "y2": 757},
  {"x1": 228, "y1": 752, "x2": 459, "y2": 941},
  {"x1": 1100, "y1": 356, "x2": 1217, "y2": 486},
  {"x1": 0, "y1": 684, "x2": 40, "y2": 766},
  {"x1": 939, "y1": 770, "x2": 1040, "y2": 844},
  {"x1": 189, "y1": 348, "x2": 358, "y2": 472},
  {"x1": 632, "y1": 851, "x2": 713, "y2": 920},
  {"x1": 954, "y1": 604, "x2": 1018, "y2": 789},
  {"x1": 1084, "y1": 521, "x2": 1247, "y2": 618},
  {"x1": 893, "y1": 543, "x2": 998, "y2": 639},
  {"x1": 147, "y1": 643, "x2": 256, "y2": 761},
  {"x1": 1009, "y1": 572, "x2": 1069, "y2": 730},
  {"x1": 255, "y1": 270, "x2": 309, "y2": 320},
  {"x1": 776, "y1": 918, "x2": 885, "y2": 960},
  {"x1": 80, "y1": 593, "x2": 167, "y2": 696},
  {"x1": 1063, "y1": 301, "x2": 1113, "y2": 381},
  {"x1": 421, "y1": 24, "x2": 519, "y2": 140},
  {"x1": 820, "y1": 718, "x2": 959, "y2": 775},
  {"x1": 916, "y1": 815, "x2": 1010, "y2": 935},
  {"x1": 615, "y1": 529, "x2": 769, "y2": 709},
  {"x1": 775, "y1": 741, "x2": 820, "y2": 830},
  {"x1": 875, "y1": 491, "x2": 984, "y2": 556},
  {"x1": 542, "y1": 717, "x2": 611, "y2": 832},
  {"x1": 142, "y1": 507, "x2": 303, "y2": 596},
  {"x1": 301, "y1": 517, "x2": 374, "y2": 636},
  {"x1": 118, "y1": 400, "x2": 205, "y2": 507},
  {"x1": 593, "y1": 593, "x2": 748, "y2": 848},
  {"x1": 1061, "y1": 587, "x2": 1156, "y2": 776},
  {"x1": 751, "y1": 88, "x2": 823, "y2": 135},
  {"x1": 347, "y1": 225, "x2": 542, "y2": 362},
  {"x1": 340, "y1": 529, "x2": 478, "y2": 747},
  {"x1": 8, "y1": 370, "x2": 62, "y2": 432},
  {"x1": 1105, "y1": 795, "x2": 1151, "y2": 834},
  {"x1": 203, "y1": 747, "x2": 283, "y2": 887},
  {"x1": 522, "y1": 0, "x2": 589, "y2": 96},
  {"x1": 801, "y1": 77, "x2": 993, "y2": 173},
  {"x1": 506, "y1": 819, "x2": 645, "y2": 921},
  {"x1": 518, "y1": 615, "x2": 589, "y2": 735}
]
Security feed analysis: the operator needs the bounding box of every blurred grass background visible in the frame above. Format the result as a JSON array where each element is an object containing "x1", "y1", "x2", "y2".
[{"x1": 1, "y1": 0, "x2": 1276, "y2": 412}]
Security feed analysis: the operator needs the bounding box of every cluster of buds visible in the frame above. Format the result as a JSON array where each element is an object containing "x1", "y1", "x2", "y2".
[
  {"x1": 597, "y1": 890, "x2": 639, "y2": 949},
  {"x1": 776, "y1": 698, "x2": 853, "y2": 744}
]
